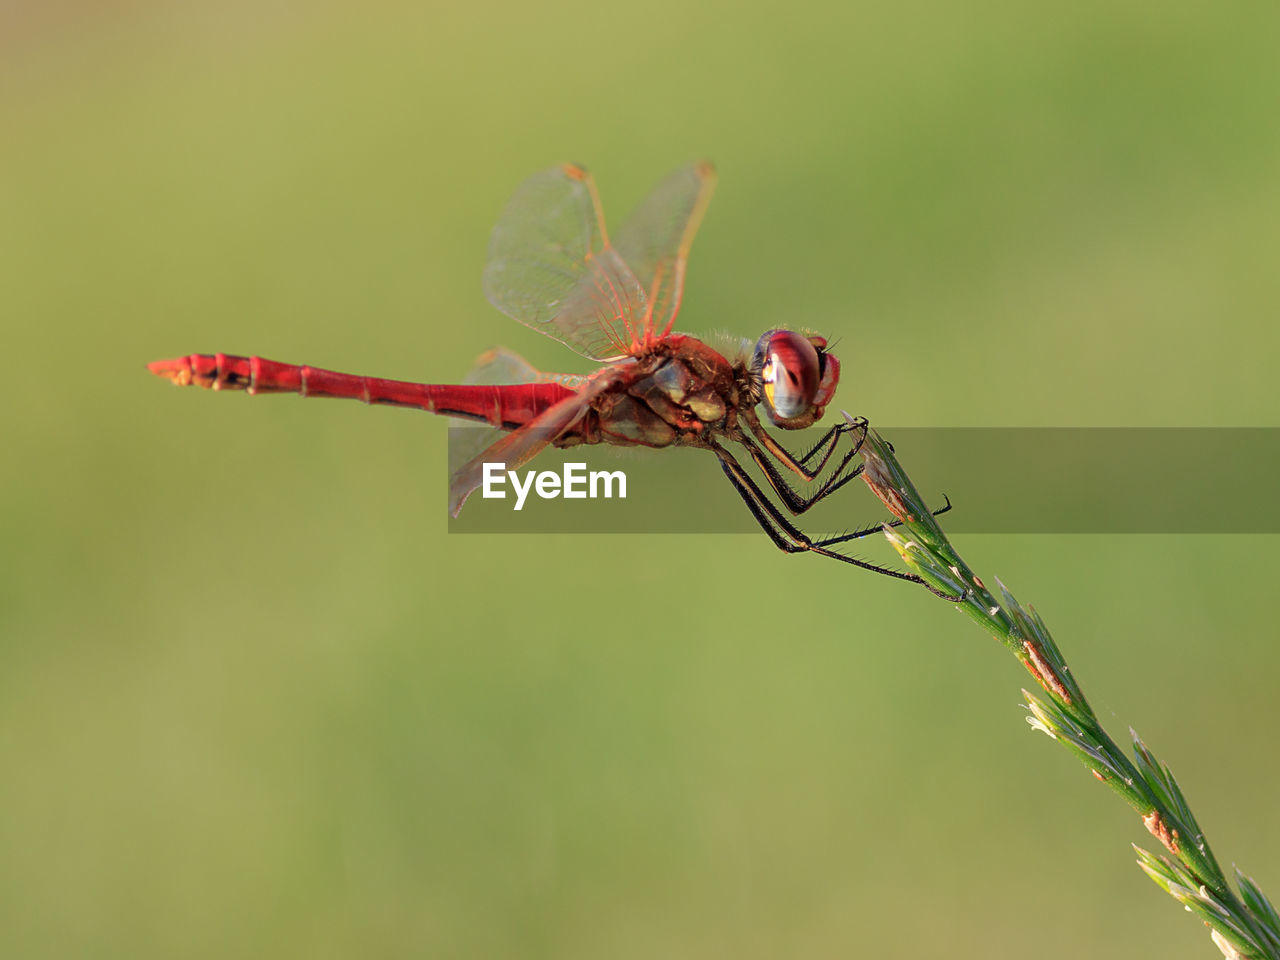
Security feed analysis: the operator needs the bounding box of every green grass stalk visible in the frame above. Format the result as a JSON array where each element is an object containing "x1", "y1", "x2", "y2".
[{"x1": 854, "y1": 420, "x2": 1279, "y2": 960}]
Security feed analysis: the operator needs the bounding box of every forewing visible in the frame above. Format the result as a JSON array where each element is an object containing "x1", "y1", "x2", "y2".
[
  {"x1": 612, "y1": 162, "x2": 717, "y2": 344},
  {"x1": 483, "y1": 165, "x2": 650, "y2": 362}
]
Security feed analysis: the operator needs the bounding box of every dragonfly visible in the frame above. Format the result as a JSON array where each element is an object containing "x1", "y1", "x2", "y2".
[{"x1": 149, "y1": 163, "x2": 952, "y2": 593}]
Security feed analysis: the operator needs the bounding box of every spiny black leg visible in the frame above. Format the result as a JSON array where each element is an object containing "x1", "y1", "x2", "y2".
[
  {"x1": 716, "y1": 455, "x2": 809, "y2": 555},
  {"x1": 737, "y1": 433, "x2": 866, "y2": 515},
  {"x1": 772, "y1": 421, "x2": 851, "y2": 476},
  {"x1": 749, "y1": 421, "x2": 844, "y2": 476},
  {"x1": 814, "y1": 496, "x2": 957, "y2": 547},
  {"x1": 798, "y1": 414, "x2": 870, "y2": 468},
  {"x1": 711, "y1": 442, "x2": 963, "y2": 599},
  {"x1": 735, "y1": 414, "x2": 868, "y2": 515},
  {"x1": 794, "y1": 423, "x2": 842, "y2": 467},
  {"x1": 714, "y1": 445, "x2": 910, "y2": 581},
  {"x1": 745, "y1": 412, "x2": 867, "y2": 482}
]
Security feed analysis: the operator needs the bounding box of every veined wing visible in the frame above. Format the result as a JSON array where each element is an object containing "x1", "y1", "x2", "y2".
[
  {"x1": 463, "y1": 345, "x2": 587, "y2": 391},
  {"x1": 448, "y1": 347, "x2": 586, "y2": 477},
  {"x1": 612, "y1": 161, "x2": 717, "y2": 345},
  {"x1": 448, "y1": 371, "x2": 616, "y2": 517},
  {"x1": 483, "y1": 165, "x2": 649, "y2": 362}
]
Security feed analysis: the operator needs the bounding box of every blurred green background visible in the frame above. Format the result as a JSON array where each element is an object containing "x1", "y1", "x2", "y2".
[{"x1": 3, "y1": 2, "x2": 1278, "y2": 957}]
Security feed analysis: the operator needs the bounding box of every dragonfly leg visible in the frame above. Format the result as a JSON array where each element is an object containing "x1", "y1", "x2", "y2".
[
  {"x1": 798, "y1": 415, "x2": 869, "y2": 469},
  {"x1": 735, "y1": 433, "x2": 866, "y2": 515},
  {"x1": 739, "y1": 414, "x2": 956, "y2": 538},
  {"x1": 811, "y1": 495, "x2": 954, "y2": 547},
  {"x1": 782, "y1": 421, "x2": 848, "y2": 472},
  {"x1": 710, "y1": 442, "x2": 964, "y2": 600},
  {"x1": 744, "y1": 410, "x2": 866, "y2": 481}
]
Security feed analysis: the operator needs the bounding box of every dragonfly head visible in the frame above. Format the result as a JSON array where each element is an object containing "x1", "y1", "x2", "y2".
[{"x1": 751, "y1": 330, "x2": 840, "y2": 429}]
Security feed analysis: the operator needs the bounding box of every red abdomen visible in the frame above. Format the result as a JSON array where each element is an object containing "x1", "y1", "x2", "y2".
[{"x1": 147, "y1": 353, "x2": 576, "y2": 429}]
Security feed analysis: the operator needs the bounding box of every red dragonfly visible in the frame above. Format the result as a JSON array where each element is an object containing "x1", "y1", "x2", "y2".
[{"x1": 150, "y1": 163, "x2": 949, "y2": 592}]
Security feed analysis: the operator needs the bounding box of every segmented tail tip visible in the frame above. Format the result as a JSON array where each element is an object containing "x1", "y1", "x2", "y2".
[{"x1": 147, "y1": 357, "x2": 193, "y2": 386}]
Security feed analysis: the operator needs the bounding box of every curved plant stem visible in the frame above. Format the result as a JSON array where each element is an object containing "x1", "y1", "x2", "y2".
[{"x1": 853, "y1": 419, "x2": 1279, "y2": 960}]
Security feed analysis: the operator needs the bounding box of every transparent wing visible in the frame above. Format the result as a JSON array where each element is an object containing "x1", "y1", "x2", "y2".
[
  {"x1": 448, "y1": 347, "x2": 586, "y2": 476},
  {"x1": 462, "y1": 346, "x2": 587, "y2": 391},
  {"x1": 483, "y1": 165, "x2": 650, "y2": 362},
  {"x1": 612, "y1": 161, "x2": 717, "y2": 343},
  {"x1": 448, "y1": 372, "x2": 616, "y2": 517}
]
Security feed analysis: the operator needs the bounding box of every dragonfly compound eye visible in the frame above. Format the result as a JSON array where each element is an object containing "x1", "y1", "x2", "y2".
[{"x1": 759, "y1": 330, "x2": 821, "y2": 423}]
